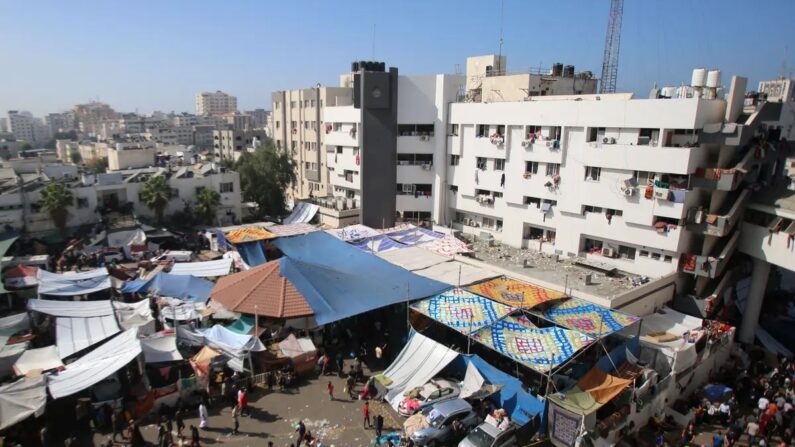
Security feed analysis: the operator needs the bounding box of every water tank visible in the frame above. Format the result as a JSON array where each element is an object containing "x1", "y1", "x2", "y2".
[
  {"x1": 552, "y1": 63, "x2": 563, "y2": 77},
  {"x1": 351, "y1": 62, "x2": 360, "y2": 72},
  {"x1": 691, "y1": 68, "x2": 707, "y2": 87},
  {"x1": 677, "y1": 85, "x2": 695, "y2": 99},
  {"x1": 706, "y1": 70, "x2": 721, "y2": 88},
  {"x1": 563, "y1": 65, "x2": 575, "y2": 78},
  {"x1": 661, "y1": 86, "x2": 678, "y2": 98}
]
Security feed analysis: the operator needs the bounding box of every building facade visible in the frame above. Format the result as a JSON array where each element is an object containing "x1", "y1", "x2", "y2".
[
  {"x1": 7, "y1": 111, "x2": 35, "y2": 142},
  {"x1": 195, "y1": 91, "x2": 238, "y2": 116},
  {"x1": 212, "y1": 129, "x2": 267, "y2": 162}
]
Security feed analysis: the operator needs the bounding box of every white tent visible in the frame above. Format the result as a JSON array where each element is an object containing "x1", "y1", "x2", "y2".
[
  {"x1": 56, "y1": 315, "x2": 120, "y2": 358},
  {"x1": 640, "y1": 307, "x2": 705, "y2": 373},
  {"x1": 376, "y1": 246, "x2": 451, "y2": 271},
  {"x1": 36, "y1": 268, "x2": 111, "y2": 296},
  {"x1": 27, "y1": 298, "x2": 113, "y2": 317},
  {"x1": 13, "y1": 346, "x2": 64, "y2": 376},
  {"x1": 161, "y1": 302, "x2": 206, "y2": 322},
  {"x1": 169, "y1": 258, "x2": 232, "y2": 278},
  {"x1": 413, "y1": 261, "x2": 500, "y2": 287},
  {"x1": 383, "y1": 331, "x2": 460, "y2": 409},
  {"x1": 181, "y1": 325, "x2": 266, "y2": 359},
  {"x1": 283, "y1": 202, "x2": 319, "y2": 224},
  {"x1": 48, "y1": 328, "x2": 142, "y2": 399},
  {"x1": 459, "y1": 362, "x2": 486, "y2": 399},
  {"x1": 113, "y1": 300, "x2": 155, "y2": 333},
  {"x1": 107, "y1": 228, "x2": 146, "y2": 248},
  {"x1": 0, "y1": 342, "x2": 29, "y2": 379},
  {"x1": 0, "y1": 376, "x2": 47, "y2": 430},
  {"x1": 326, "y1": 224, "x2": 380, "y2": 241},
  {"x1": 141, "y1": 333, "x2": 183, "y2": 363}
]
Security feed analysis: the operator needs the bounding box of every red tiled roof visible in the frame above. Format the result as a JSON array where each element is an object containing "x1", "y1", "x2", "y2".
[{"x1": 210, "y1": 260, "x2": 313, "y2": 319}]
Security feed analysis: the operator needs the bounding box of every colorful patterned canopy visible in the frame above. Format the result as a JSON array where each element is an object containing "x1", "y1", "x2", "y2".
[
  {"x1": 225, "y1": 227, "x2": 277, "y2": 244},
  {"x1": 468, "y1": 277, "x2": 566, "y2": 309},
  {"x1": 412, "y1": 288, "x2": 515, "y2": 335},
  {"x1": 472, "y1": 315, "x2": 593, "y2": 373},
  {"x1": 543, "y1": 299, "x2": 639, "y2": 338}
]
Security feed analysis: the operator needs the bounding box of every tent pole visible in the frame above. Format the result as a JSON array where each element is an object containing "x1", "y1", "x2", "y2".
[
  {"x1": 457, "y1": 264, "x2": 462, "y2": 289},
  {"x1": 254, "y1": 305, "x2": 259, "y2": 339},
  {"x1": 406, "y1": 283, "x2": 410, "y2": 330}
]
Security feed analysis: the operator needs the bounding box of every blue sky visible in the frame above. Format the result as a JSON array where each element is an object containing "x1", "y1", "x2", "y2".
[{"x1": 1, "y1": 0, "x2": 793, "y2": 116}]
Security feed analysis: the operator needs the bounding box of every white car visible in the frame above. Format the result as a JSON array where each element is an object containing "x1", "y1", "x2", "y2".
[
  {"x1": 398, "y1": 378, "x2": 461, "y2": 416},
  {"x1": 150, "y1": 250, "x2": 194, "y2": 263}
]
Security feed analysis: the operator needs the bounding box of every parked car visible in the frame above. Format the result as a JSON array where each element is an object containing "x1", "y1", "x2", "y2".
[
  {"x1": 101, "y1": 248, "x2": 125, "y2": 263},
  {"x1": 150, "y1": 250, "x2": 194, "y2": 263},
  {"x1": 398, "y1": 378, "x2": 461, "y2": 416},
  {"x1": 458, "y1": 422, "x2": 518, "y2": 447},
  {"x1": 410, "y1": 399, "x2": 481, "y2": 447}
]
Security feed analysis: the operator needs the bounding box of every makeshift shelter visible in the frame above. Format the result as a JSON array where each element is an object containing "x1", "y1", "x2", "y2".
[
  {"x1": 472, "y1": 315, "x2": 593, "y2": 373},
  {"x1": 276, "y1": 334, "x2": 317, "y2": 374},
  {"x1": 13, "y1": 346, "x2": 63, "y2": 376},
  {"x1": 106, "y1": 228, "x2": 147, "y2": 250},
  {"x1": 543, "y1": 298, "x2": 639, "y2": 338},
  {"x1": 269, "y1": 223, "x2": 320, "y2": 237},
  {"x1": 0, "y1": 343, "x2": 29, "y2": 379},
  {"x1": 113, "y1": 299, "x2": 155, "y2": 334},
  {"x1": 376, "y1": 246, "x2": 451, "y2": 271},
  {"x1": 160, "y1": 301, "x2": 205, "y2": 322},
  {"x1": 468, "y1": 277, "x2": 567, "y2": 309},
  {"x1": 236, "y1": 241, "x2": 267, "y2": 267},
  {"x1": 413, "y1": 261, "x2": 500, "y2": 287},
  {"x1": 411, "y1": 288, "x2": 515, "y2": 335},
  {"x1": 169, "y1": 258, "x2": 232, "y2": 278},
  {"x1": 0, "y1": 313, "x2": 30, "y2": 348},
  {"x1": 0, "y1": 235, "x2": 19, "y2": 296},
  {"x1": 385, "y1": 226, "x2": 444, "y2": 246},
  {"x1": 48, "y1": 328, "x2": 142, "y2": 399},
  {"x1": 36, "y1": 268, "x2": 112, "y2": 296},
  {"x1": 418, "y1": 234, "x2": 472, "y2": 258},
  {"x1": 273, "y1": 231, "x2": 450, "y2": 325},
  {"x1": 190, "y1": 346, "x2": 221, "y2": 377},
  {"x1": 638, "y1": 306, "x2": 707, "y2": 374},
  {"x1": 141, "y1": 333, "x2": 183, "y2": 363},
  {"x1": 350, "y1": 235, "x2": 409, "y2": 254},
  {"x1": 225, "y1": 226, "x2": 276, "y2": 243},
  {"x1": 209, "y1": 260, "x2": 313, "y2": 319},
  {"x1": 27, "y1": 299, "x2": 121, "y2": 358},
  {"x1": 382, "y1": 331, "x2": 460, "y2": 409},
  {"x1": 325, "y1": 224, "x2": 381, "y2": 241},
  {"x1": 3, "y1": 264, "x2": 38, "y2": 289},
  {"x1": 226, "y1": 315, "x2": 255, "y2": 334},
  {"x1": 122, "y1": 272, "x2": 213, "y2": 302},
  {"x1": 0, "y1": 376, "x2": 47, "y2": 430},
  {"x1": 282, "y1": 202, "x2": 319, "y2": 225}
]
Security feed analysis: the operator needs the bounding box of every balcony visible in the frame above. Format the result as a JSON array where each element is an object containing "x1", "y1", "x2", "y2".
[
  {"x1": 324, "y1": 130, "x2": 359, "y2": 147},
  {"x1": 581, "y1": 210, "x2": 685, "y2": 252},
  {"x1": 470, "y1": 135, "x2": 507, "y2": 158},
  {"x1": 397, "y1": 135, "x2": 434, "y2": 153},
  {"x1": 680, "y1": 230, "x2": 740, "y2": 278},
  {"x1": 396, "y1": 163, "x2": 434, "y2": 184},
  {"x1": 396, "y1": 193, "x2": 433, "y2": 212},
  {"x1": 580, "y1": 142, "x2": 704, "y2": 175},
  {"x1": 687, "y1": 189, "x2": 750, "y2": 237}
]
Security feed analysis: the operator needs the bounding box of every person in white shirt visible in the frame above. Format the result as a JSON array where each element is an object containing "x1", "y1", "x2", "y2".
[{"x1": 758, "y1": 396, "x2": 770, "y2": 411}]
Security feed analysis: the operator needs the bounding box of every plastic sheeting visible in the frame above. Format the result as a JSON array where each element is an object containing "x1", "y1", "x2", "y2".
[
  {"x1": 107, "y1": 229, "x2": 146, "y2": 248},
  {"x1": 169, "y1": 258, "x2": 233, "y2": 278},
  {"x1": 282, "y1": 202, "x2": 319, "y2": 225},
  {"x1": 544, "y1": 298, "x2": 639, "y2": 338},
  {"x1": 56, "y1": 315, "x2": 120, "y2": 358},
  {"x1": 237, "y1": 241, "x2": 266, "y2": 267},
  {"x1": 0, "y1": 343, "x2": 28, "y2": 379},
  {"x1": 417, "y1": 234, "x2": 472, "y2": 258},
  {"x1": 412, "y1": 289, "x2": 515, "y2": 335},
  {"x1": 278, "y1": 334, "x2": 316, "y2": 358},
  {"x1": 13, "y1": 346, "x2": 63, "y2": 376},
  {"x1": 161, "y1": 302, "x2": 205, "y2": 321},
  {"x1": 36, "y1": 268, "x2": 112, "y2": 296},
  {"x1": 121, "y1": 272, "x2": 213, "y2": 302},
  {"x1": 0, "y1": 313, "x2": 30, "y2": 348},
  {"x1": 412, "y1": 261, "x2": 500, "y2": 287},
  {"x1": 113, "y1": 300, "x2": 155, "y2": 331},
  {"x1": 269, "y1": 223, "x2": 320, "y2": 237},
  {"x1": 459, "y1": 362, "x2": 485, "y2": 399},
  {"x1": 376, "y1": 246, "x2": 450, "y2": 271},
  {"x1": 27, "y1": 298, "x2": 114, "y2": 318},
  {"x1": 382, "y1": 331, "x2": 459, "y2": 409},
  {"x1": 141, "y1": 333, "x2": 183, "y2": 363},
  {"x1": 0, "y1": 376, "x2": 47, "y2": 430},
  {"x1": 469, "y1": 277, "x2": 567, "y2": 309},
  {"x1": 3, "y1": 264, "x2": 38, "y2": 289},
  {"x1": 274, "y1": 231, "x2": 450, "y2": 325},
  {"x1": 326, "y1": 224, "x2": 380, "y2": 242},
  {"x1": 386, "y1": 226, "x2": 444, "y2": 246},
  {"x1": 225, "y1": 227, "x2": 276, "y2": 244},
  {"x1": 350, "y1": 235, "x2": 409, "y2": 254},
  {"x1": 180, "y1": 325, "x2": 266, "y2": 359}
]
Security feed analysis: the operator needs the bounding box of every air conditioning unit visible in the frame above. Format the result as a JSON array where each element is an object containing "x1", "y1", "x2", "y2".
[
  {"x1": 653, "y1": 188, "x2": 670, "y2": 200},
  {"x1": 422, "y1": 163, "x2": 432, "y2": 171},
  {"x1": 521, "y1": 140, "x2": 532, "y2": 147},
  {"x1": 419, "y1": 135, "x2": 428, "y2": 141},
  {"x1": 623, "y1": 187, "x2": 636, "y2": 196},
  {"x1": 601, "y1": 247, "x2": 615, "y2": 257}
]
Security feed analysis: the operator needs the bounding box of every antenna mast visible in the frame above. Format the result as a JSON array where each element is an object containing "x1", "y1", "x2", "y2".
[
  {"x1": 497, "y1": 0, "x2": 504, "y2": 74},
  {"x1": 599, "y1": 0, "x2": 624, "y2": 94}
]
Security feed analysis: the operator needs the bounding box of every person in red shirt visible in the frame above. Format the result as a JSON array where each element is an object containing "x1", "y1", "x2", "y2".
[
  {"x1": 327, "y1": 381, "x2": 334, "y2": 400},
  {"x1": 363, "y1": 401, "x2": 371, "y2": 428}
]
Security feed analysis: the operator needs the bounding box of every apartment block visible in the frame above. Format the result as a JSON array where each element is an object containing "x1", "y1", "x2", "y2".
[
  {"x1": 7, "y1": 111, "x2": 35, "y2": 142},
  {"x1": 212, "y1": 129, "x2": 267, "y2": 162},
  {"x1": 195, "y1": 91, "x2": 237, "y2": 116},
  {"x1": 73, "y1": 102, "x2": 117, "y2": 135}
]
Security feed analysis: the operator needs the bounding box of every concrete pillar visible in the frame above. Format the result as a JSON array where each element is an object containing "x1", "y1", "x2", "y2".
[{"x1": 739, "y1": 257, "x2": 771, "y2": 344}]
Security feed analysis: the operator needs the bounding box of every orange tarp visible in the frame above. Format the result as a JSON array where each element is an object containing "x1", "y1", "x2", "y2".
[
  {"x1": 467, "y1": 277, "x2": 566, "y2": 309},
  {"x1": 577, "y1": 366, "x2": 633, "y2": 404},
  {"x1": 225, "y1": 227, "x2": 277, "y2": 244}
]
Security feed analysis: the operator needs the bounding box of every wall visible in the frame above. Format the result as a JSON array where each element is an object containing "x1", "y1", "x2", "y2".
[{"x1": 108, "y1": 148, "x2": 156, "y2": 170}]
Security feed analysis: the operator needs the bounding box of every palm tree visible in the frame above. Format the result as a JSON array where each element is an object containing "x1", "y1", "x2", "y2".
[
  {"x1": 39, "y1": 183, "x2": 74, "y2": 234},
  {"x1": 195, "y1": 187, "x2": 221, "y2": 225},
  {"x1": 140, "y1": 176, "x2": 171, "y2": 223}
]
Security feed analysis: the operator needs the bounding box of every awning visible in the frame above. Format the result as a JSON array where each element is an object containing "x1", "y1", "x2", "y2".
[
  {"x1": 274, "y1": 232, "x2": 450, "y2": 325},
  {"x1": 36, "y1": 268, "x2": 111, "y2": 296},
  {"x1": 169, "y1": 258, "x2": 232, "y2": 278},
  {"x1": 0, "y1": 376, "x2": 47, "y2": 430},
  {"x1": 543, "y1": 298, "x2": 639, "y2": 338},
  {"x1": 141, "y1": 333, "x2": 183, "y2": 363},
  {"x1": 376, "y1": 246, "x2": 451, "y2": 271},
  {"x1": 13, "y1": 346, "x2": 64, "y2": 376},
  {"x1": 468, "y1": 277, "x2": 567, "y2": 309},
  {"x1": 278, "y1": 334, "x2": 316, "y2": 358},
  {"x1": 382, "y1": 331, "x2": 459, "y2": 409},
  {"x1": 0, "y1": 313, "x2": 30, "y2": 348},
  {"x1": 225, "y1": 227, "x2": 276, "y2": 244},
  {"x1": 412, "y1": 288, "x2": 515, "y2": 335},
  {"x1": 107, "y1": 228, "x2": 146, "y2": 248},
  {"x1": 325, "y1": 224, "x2": 381, "y2": 241},
  {"x1": 282, "y1": 202, "x2": 320, "y2": 225},
  {"x1": 56, "y1": 315, "x2": 120, "y2": 358},
  {"x1": 413, "y1": 261, "x2": 500, "y2": 287},
  {"x1": 121, "y1": 272, "x2": 213, "y2": 302},
  {"x1": 48, "y1": 328, "x2": 142, "y2": 399},
  {"x1": 269, "y1": 223, "x2": 320, "y2": 237},
  {"x1": 27, "y1": 298, "x2": 114, "y2": 317},
  {"x1": 113, "y1": 300, "x2": 155, "y2": 331},
  {"x1": 350, "y1": 235, "x2": 409, "y2": 254}
]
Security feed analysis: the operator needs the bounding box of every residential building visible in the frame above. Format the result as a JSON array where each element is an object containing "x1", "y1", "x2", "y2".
[
  {"x1": 7, "y1": 111, "x2": 35, "y2": 142},
  {"x1": 45, "y1": 112, "x2": 76, "y2": 135},
  {"x1": 212, "y1": 129, "x2": 267, "y2": 162},
  {"x1": 108, "y1": 144, "x2": 156, "y2": 170},
  {"x1": 192, "y1": 125, "x2": 216, "y2": 150},
  {"x1": 55, "y1": 139, "x2": 79, "y2": 162},
  {"x1": 247, "y1": 108, "x2": 271, "y2": 129},
  {"x1": 73, "y1": 102, "x2": 117, "y2": 135},
  {"x1": 0, "y1": 117, "x2": 8, "y2": 132},
  {"x1": 195, "y1": 91, "x2": 237, "y2": 116}
]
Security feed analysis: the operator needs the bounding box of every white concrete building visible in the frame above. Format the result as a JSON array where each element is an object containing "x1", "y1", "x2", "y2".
[
  {"x1": 108, "y1": 145, "x2": 156, "y2": 170},
  {"x1": 7, "y1": 111, "x2": 35, "y2": 142},
  {"x1": 195, "y1": 91, "x2": 237, "y2": 116}
]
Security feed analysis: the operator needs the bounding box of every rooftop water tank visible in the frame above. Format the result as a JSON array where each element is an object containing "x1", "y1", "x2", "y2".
[
  {"x1": 552, "y1": 63, "x2": 563, "y2": 77},
  {"x1": 563, "y1": 65, "x2": 575, "y2": 78},
  {"x1": 661, "y1": 86, "x2": 678, "y2": 98},
  {"x1": 677, "y1": 85, "x2": 695, "y2": 99},
  {"x1": 706, "y1": 70, "x2": 721, "y2": 88},
  {"x1": 691, "y1": 68, "x2": 707, "y2": 88}
]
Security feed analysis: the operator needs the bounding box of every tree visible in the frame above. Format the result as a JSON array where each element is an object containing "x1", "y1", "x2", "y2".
[
  {"x1": 235, "y1": 139, "x2": 296, "y2": 218},
  {"x1": 86, "y1": 158, "x2": 108, "y2": 174},
  {"x1": 39, "y1": 183, "x2": 74, "y2": 234},
  {"x1": 140, "y1": 176, "x2": 172, "y2": 223},
  {"x1": 18, "y1": 142, "x2": 32, "y2": 152},
  {"x1": 69, "y1": 148, "x2": 82, "y2": 164},
  {"x1": 195, "y1": 187, "x2": 221, "y2": 225}
]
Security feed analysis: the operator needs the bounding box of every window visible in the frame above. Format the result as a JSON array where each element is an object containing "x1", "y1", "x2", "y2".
[
  {"x1": 494, "y1": 159, "x2": 505, "y2": 171},
  {"x1": 449, "y1": 124, "x2": 459, "y2": 136},
  {"x1": 525, "y1": 125, "x2": 541, "y2": 136},
  {"x1": 584, "y1": 205, "x2": 603, "y2": 214},
  {"x1": 275, "y1": 121, "x2": 280, "y2": 129},
  {"x1": 449, "y1": 185, "x2": 458, "y2": 193},
  {"x1": 476, "y1": 157, "x2": 487, "y2": 170},
  {"x1": 450, "y1": 155, "x2": 460, "y2": 166},
  {"x1": 310, "y1": 99, "x2": 316, "y2": 107},
  {"x1": 477, "y1": 124, "x2": 488, "y2": 137},
  {"x1": 606, "y1": 208, "x2": 623, "y2": 217},
  {"x1": 525, "y1": 161, "x2": 539, "y2": 175},
  {"x1": 585, "y1": 166, "x2": 601, "y2": 181},
  {"x1": 634, "y1": 170, "x2": 653, "y2": 185},
  {"x1": 664, "y1": 255, "x2": 673, "y2": 262},
  {"x1": 290, "y1": 101, "x2": 296, "y2": 108},
  {"x1": 397, "y1": 124, "x2": 434, "y2": 137},
  {"x1": 493, "y1": 191, "x2": 503, "y2": 198},
  {"x1": 77, "y1": 197, "x2": 89, "y2": 209},
  {"x1": 542, "y1": 198, "x2": 558, "y2": 207},
  {"x1": 482, "y1": 217, "x2": 495, "y2": 228},
  {"x1": 651, "y1": 252, "x2": 661, "y2": 260},
  {"x1": 495, "y1": 125, "x2": 505, "y2": 136},
  {"x1": 524, "y1": 196, "x2": 541, "y2": 207},
  {"x1": 618, "y1": 245, "x2": 636, "y2": 260},
  {"x1": 639, "y1": 250, "x2": 649, "y2": 257},
  {"x1": 546, "y1": 163, "x2": 560, "y2": 177},
  {"x1": 220, "y1": 182, "x2": 234, "y2": 193}
]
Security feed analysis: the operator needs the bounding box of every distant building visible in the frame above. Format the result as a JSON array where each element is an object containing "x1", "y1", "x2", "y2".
[
  {"x1": 108, "y1": 144, "x2": 156, "y2": 170},
  {"x1": 247, "y1": 108, "x2": 270, "y2": 129},
  {"x1": 45, "y1": 112, "x2": 76, "y2": 136},
  {"x1": 195, "y1": 91, "x2": 237, "y2": 116},
  {"x1": 7, "y1": 111, "x2": 35, "y2": 142},
  {"x1": 73, "y1": 102, "x2": 117, "y2": 135},
  {"x1": 0, "y1": 117, "x2": 8, "y2": 132},
  {"x1": 212, "y1": 129, "x2": 267, "y2": 162}
]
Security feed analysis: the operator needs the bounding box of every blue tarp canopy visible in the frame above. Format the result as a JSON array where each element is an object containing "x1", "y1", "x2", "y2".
[
  {"x1": 237, "y1": 241, "x2": 266, "y2": 267},
  {"x1": 703, "y1": 383, "x2": 733, "y2": 402},
  {"x1": 121, "y1": 272, "x2": 213, "y2": 302},
  {"x1": 273, "y1": 231, "x2": 450, "y2": 325},
  {"x1": 450, "y1": 355, "x2": 546, "y2": 426}
]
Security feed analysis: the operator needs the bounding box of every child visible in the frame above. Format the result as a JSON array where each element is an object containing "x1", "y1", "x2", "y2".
[{"x1": 327, "y1": 381, "x2": 334, "y2": 400}]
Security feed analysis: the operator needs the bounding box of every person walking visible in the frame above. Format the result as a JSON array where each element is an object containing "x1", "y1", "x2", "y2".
[
  {"x1": 747, "y1": 418, "x2": 760, "y2": 446},
  {"x1": 190, "y1": 425, "x2": 201, "y2": 447},
  {"x1": 327, "y1": 381, "x2": 335, "y2": 400},
  {"x1": 231, "y1": 404, "x2": 240, "y2": 435},
  {"x1": 176, "y1": 409, "x2": 185, "y2": 438},
  {"x1": 198, "y1": 402, "x2": 209, "y2": 429},
  {"x1": 374, "y1": 414, "x2": 384, "y2": 442},
  {"x1": 346, "y1": 374, "x2": 356, "y2": 399},
  {"x1": 295, "y1": 420, "x2": 306, "y2": 447},
  {"x1": 238, "y1": 388, "x2": 249, "y2": 416},
  {"x1": 363, "y1": 402, "x2": 371, "y2": 429}
]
